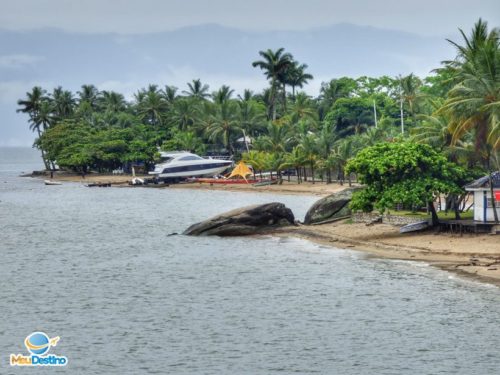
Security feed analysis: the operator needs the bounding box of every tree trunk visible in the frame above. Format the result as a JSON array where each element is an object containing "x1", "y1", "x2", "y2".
[
  {"x1": 489, "y1": 172, "x2": 499, "y2": 223},
  {"x1": 428, "y1": 201, "x2": 439, "y2": 226},
  {"x1": 303, "y1": 166, "x2": 307, "y2": 181},
  {"x1": 36, "y1": 128, "x2": 50, "y2": 170},
  {"x1": 311, "y1": 163, "x2": 315, "y2": 184}
]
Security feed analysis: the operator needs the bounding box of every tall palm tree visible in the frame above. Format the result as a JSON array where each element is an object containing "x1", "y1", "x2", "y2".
[
  {"x1": 136, "y1": 89, "x2": 168, "y2": 129},
  {"x1": 287, "y1": 93, "x2": 318, "y2": 125},
  {"x1": 170, "y1": 99, "x2": 199, "y2": 131},
  {"x1": 51, "y1": 86, "x2": 75, "y2": 119},
  {"x1": 77, "y1": 84, "x2": 100, "y2": 110},
  {"x1": 212, "y1": 85, "x2": 234, "y2": 104},
  {"x1": 252, "y1": 48, "x2": 294, "y2": 120},
  {"x1": 17, "y1": 86, "x2": 50, "y2": 169},
  {"x1": 205, "y1": 101, "x2": 241, "y2": 154},
  {"x1": 183, "y1": 79, "x2": 210, "y2": 100},
  {"x1": 284, "y1": 62, "x2": 313, "y2": 100},
  {"x1": 438, "y1": 19, "x2": 500, "y2": 170},
  {"x1": 161, "y1": 85, "x2": 178, "y2": 105},
  {"x1": 99, "y1": 91, "x2": 127, "y2": 113},
  {"x1": 399, "y1": 73, "x2": 424, "y2": 129}
]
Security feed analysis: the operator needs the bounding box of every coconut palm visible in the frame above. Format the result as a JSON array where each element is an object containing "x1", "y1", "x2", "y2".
[
  {"x1": 77, "y1": 84, "x2": 100, "y2": 109},
  {"x1": 183, "y1": 79, "x2": 210, "y2": 100},
  {"x1": 205, "y1": 101, "x2": 241, "y2": 154},
  {"x1": 438, "y1": 19, "x2": 500, "y2": 170},
  {"x1": 284, "y1": 62, "x2": 313, "y2": 100},
  {"x1": 298, "y1": 133, "x2": 318, "y2": 184},
  {"x1": 212, "y1": 85, "x2": 234, "y2": 104},
  {"x1": 136, "y1": 89, "x2": 168, "y2": 129},
  {"x1": 170, "y1": 99, "x2": 199, "y2": 131},
  {"x1": 99, "y1": 91, "x2": 127, "y2": 113},
  {"x1": 162, "y1": 85, "x2": 178, "y2": 105},
  {"x1": 51, "y1": 86, "x2": 75, "y2": 119},
  {"x1": 252, "y1": 48, "x2": 294, "y2": 120}
]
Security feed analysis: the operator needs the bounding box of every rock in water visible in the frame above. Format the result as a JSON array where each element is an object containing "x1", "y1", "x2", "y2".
[
  {"x1": 304, "y1": 187, "x2": 363, "y2": 225},
  {"x1": 183, "y1": 202, "x2": 295, "y2": 236}
]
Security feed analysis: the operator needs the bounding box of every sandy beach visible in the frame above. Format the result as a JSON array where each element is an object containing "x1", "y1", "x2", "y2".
[{"x1": 34, "y1": 172, "x2": 500, "y2": 284}]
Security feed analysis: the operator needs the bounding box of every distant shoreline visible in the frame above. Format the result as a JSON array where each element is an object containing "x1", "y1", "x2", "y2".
[{"x1": 29, "y1": 171, "x2": 350, "y2": 197}]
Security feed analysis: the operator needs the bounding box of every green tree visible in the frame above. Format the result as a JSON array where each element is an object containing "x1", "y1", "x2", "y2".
[
  {"x1": 346, "y1": 141, "x2": 467, "y2": 225},
  {"x1": 252, "y1": 48, "x2": 294, "y2": 120}
]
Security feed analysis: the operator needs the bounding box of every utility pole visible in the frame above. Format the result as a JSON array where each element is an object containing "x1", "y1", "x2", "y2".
[{"x1": 400, "y1": 97, "x2": 404, "y2": 135}]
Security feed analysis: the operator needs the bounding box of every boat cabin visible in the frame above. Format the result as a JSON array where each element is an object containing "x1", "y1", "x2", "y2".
[{"x1": 465, "y1": 171, "x2": 500, "y2": 222}]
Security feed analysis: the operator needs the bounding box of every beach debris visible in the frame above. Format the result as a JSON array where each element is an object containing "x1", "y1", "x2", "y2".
[
  {"x1": 304, "y1": 187, "x2": 363, "y2": 225},
  {"x1": 183, "y1": 202, "x2": 295, "y2": 236}
]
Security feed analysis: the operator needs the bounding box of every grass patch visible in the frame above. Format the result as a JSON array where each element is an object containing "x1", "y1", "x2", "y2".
[{"x1": 386, "y1": 210, "x2": 474, "y2": 220}]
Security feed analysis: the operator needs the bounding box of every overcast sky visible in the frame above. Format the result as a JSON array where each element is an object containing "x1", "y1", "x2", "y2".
[
  {"x1": 1, "y1": 0, "x2": 499, "y2": 146},
  {"x1": 1, "y1": 0, "x2": 499, "y2": 36}
]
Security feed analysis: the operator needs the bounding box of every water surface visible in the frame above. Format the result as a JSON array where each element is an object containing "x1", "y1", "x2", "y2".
[{"x1": 1, "y1": 147, "x2": 500, "y2": 374}]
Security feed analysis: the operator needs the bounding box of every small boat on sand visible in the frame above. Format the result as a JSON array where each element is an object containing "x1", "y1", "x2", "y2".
[
  {"x1": 399, "y1": 220, "x2": 429, "y2": 233},
  {"x1": 253, "y1": 179, "x2": 277, "y2": 187},
  {"x1": 44, "y1": 180, "x2": 62, "y2": 186}
]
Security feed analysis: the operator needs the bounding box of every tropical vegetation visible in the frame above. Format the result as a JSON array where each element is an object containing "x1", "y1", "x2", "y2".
[{"x1": 17, "y1": 19, "x2": 499, "y2": 219}]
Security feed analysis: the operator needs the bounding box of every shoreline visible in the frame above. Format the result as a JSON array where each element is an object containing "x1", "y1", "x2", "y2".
[
  {"x1": 272, "y1": 222, "x2": 500, "y2": 286},
  {"x1": 30, "y1": 172, "x2": 500, "y2": 285},
  {"x1": 30, "y1": 172, "x2": 351, "y2": 197}
]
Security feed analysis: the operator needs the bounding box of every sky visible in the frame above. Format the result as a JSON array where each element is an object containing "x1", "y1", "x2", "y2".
[
  {"x1": 1, "y1": 0, "x2": 499, "y2": 36},
  {"x1": 1, "y1": 0, "x2": 499, "y2": 146}
]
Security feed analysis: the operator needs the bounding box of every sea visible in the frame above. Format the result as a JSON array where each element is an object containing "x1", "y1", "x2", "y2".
[{"x1": 1, "y1": 147, "x2": 500, "y2": 374}]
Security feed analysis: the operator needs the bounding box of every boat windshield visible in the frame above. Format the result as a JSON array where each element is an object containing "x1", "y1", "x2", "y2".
[
  {"x1": 159, "y1": 156, "x2": 174, "y2": 163},
  {"x1": 178, "y1": 155, "x2": 204, "y2": 161}
]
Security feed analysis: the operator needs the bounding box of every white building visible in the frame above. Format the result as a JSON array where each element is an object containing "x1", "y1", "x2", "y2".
[{"x1": 465, "y1": 172, "x2": 500, "y2": 222}]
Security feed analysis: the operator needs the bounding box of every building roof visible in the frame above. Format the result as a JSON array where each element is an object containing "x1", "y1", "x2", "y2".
[{"x1": 465, "y1": 171, "x2": 500, "y2": 190}]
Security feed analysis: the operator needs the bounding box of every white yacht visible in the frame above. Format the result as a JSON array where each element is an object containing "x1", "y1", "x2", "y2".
[{"x1": 149, "y1": 151, "x2": 233, "y2": 179}]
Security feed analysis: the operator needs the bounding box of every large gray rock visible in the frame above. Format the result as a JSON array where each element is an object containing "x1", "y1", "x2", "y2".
[
  {"x1": 183, "y1": 202, "x2": 295, "y2": 236},
  {"x1": 304, "y1": 187, "x2": 363, "y2": 225}
]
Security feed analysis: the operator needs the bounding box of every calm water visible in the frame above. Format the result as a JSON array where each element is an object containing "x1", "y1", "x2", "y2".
[{"x1": 1, "y1": 147, "x2": 500, "y2": 374}]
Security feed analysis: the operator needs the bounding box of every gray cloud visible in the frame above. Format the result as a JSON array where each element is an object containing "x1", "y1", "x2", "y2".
[
  {"x1": 0, "y1": 0, "x2": 498, "y2": 36},
  {"x1": 0, "y1": 54, "x2": 45, "y2": 69}
]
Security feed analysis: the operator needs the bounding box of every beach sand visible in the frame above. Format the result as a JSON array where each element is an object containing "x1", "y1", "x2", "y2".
[{"x1": 33, "y1": 172, "x2": 500, "y2": 284}]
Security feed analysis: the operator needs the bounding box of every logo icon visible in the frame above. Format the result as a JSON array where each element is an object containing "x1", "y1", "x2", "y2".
[
  {"x1": 24, "y1": 332, "x2": 59, "y2": 356},
  {"x1": 10, "y1": 332, "x2": 68, "y2": 366}
]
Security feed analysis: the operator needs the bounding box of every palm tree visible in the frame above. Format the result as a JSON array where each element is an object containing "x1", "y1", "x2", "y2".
[
  {"x1": 299, "y1": 133, "x2": 318, "y2": 184},
  {"x1": 136, "y1": 89, "x2": 168, "y2": 130},
  {"x1": 77, "y1": 84, "x2": 100, "y2": 110},
  {"x1": 205, "y1": 101, "x2": 241, "y2": 154},
  {"x1": 316, "y1": 122, "x2": 338, "y2": 183},
  {"x1": 99, "y1": 91, "x2": 127, "y2": 113},
  {"x1": 183, "y1": 79, "x2": 210, "y2": 100},
  {"x1": 286, "y1": 146, "x2": 306, "y2": 183},
  {"x1": 284, "y1": 62, "x2": 313, "y2": 100},
  {"x1": 287, "y1": 92, "x2": 318, "y2": 125},
  {"x1": 438, "y1": 19, "x2": 500, "y2": 170},
  {"x1": 162, "y1": 85, "x2": 178, "y2": 105},
  {"x1": 257, "y1": 121, "x2": 292, "y2": 154},
  {"x1": 252, "y1": 48, "x2": 294, "y2": 120},
  {"x1": 170, "y1": 99, "x2": 199, "y2": 131},
  {"x1": 212, "y1": 85, "x2": 234, "y2": 104},
  {"x1": 51, "y1": 86, "x2": 75, "y2": 119},
  {"x1": 17, "y1": 86, "x2": 51, "y2": 169},
  {"x1": 242, "y1": 150, "x2": 265, "y2": 179},
  {"x1": 331, "y1": 138, "x2": 356, "y2": 186},
  {"x1": 399, "y1": 73, "x2": 424, "y2": 129}
]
